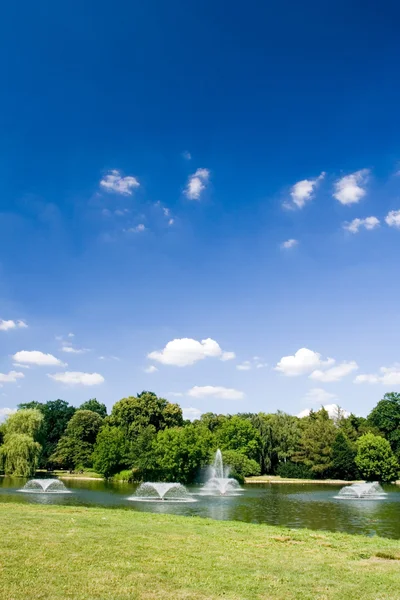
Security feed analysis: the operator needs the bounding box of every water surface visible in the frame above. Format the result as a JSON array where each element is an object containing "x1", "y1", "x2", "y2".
[{"x1": 1, "y1": 477, "x2": 399, "y2": 539}]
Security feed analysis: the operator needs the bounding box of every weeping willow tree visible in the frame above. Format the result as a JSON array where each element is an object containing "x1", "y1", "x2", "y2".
[
  {"x1": 0, "y1": 409, "x2": 43, "y2": 476},
  {"x1": 0, "y1": 433, "x2": 41, "y2": 476}
]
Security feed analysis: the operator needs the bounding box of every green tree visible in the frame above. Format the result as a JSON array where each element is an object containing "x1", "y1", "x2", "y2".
[
  {"x1": 18, "y1": 399, "x2": 76, "y2": 467},
  {"x1": 153, "y1": 425, "x2": 213, "y2": 483},
  {"x1": 93, "y1": 425, "x2": 130, "y2": 478},
  {"x1": 216, "y1": 416, "x2": 261, "y2": 461},
  {"x1": 109, "y1": 391, "x2": 183, "y2": 439},
  {"x1": 222, "y1": 449, "x2": 261, "y2": 479},
  {"x1": 368, "y1": 393, "x2": 400, "y2": 459},
  {"x1": 0, "y1": 434, "x2": 41, "y2": 476},
  {"x1": 197, "y1": 412, "x2": 228, "y2": 432},
  {"x1": 294, "y1": 408, "x2": 336, "y2": 477},
  {"x1": 51, "y1": 410, "x2": 103, "y2": 470},
  {"x1": 355, "y1": 433, "x2": 399, "y2": 483},
  {"x1": 331, "y1": 431, "x2": 357, "y2": 480},
  {"x1": 0, "y1": 409, "x2": 43, "y2": 476},
  {"x1": 4, "y1": 408, "x2": 43, "y2": 439},
  {"x1": 79, "y1": 398, "x2": 107, "y2": 418}
]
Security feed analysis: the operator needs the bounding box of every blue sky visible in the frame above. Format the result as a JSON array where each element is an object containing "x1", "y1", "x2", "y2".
[{"x1": 1, "y1": 0, "x2": 400, "y2": 420}]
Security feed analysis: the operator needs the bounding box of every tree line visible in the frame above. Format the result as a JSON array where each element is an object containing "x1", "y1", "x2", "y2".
[{"x1": 0, "y1": 392, "x2": 399, "y2": 483}]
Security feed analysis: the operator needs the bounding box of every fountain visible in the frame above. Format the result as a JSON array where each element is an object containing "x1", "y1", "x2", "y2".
[
  {"x1": 335, "y1": 481, "x2": 387, "y2": 500},
  {"x1": 128, "y1": 482, "x2": 196, "y2": 502},
  {"x1": 20, "y1": 479, "x2": 71, "y2": 494},
  {"x1": 201, "y1": 449, "x2": 242, "y2": 496}
]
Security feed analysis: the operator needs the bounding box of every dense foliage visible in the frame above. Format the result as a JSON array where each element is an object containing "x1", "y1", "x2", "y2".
[{"x1": 1, "y1": 391, "x2": 399, "y2": 483}]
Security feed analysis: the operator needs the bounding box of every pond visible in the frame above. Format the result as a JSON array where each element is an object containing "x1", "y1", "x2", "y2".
[{"x1": 1, "y1": 476, "x2": 399, "y2": 539}]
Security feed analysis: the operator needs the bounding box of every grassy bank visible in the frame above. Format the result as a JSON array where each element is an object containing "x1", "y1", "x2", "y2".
[
  {"x1": 245, "y1": 476, "x2": 360, "y2": 485},
  {"x1": 1, "y1": 504, "x2": 399, "y2": 599}
]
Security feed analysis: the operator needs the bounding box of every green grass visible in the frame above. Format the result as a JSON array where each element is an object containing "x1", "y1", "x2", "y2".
[
  {"x1": 1, "y1": 504, "x2": 399, "y2": 600},
  {"x1": 52, "y1": 470, "x2": 103, "y2": 480}
]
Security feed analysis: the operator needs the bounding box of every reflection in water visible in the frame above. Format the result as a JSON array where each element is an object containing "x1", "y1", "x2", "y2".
[{"x1": 0, "y1": 477, "x2": 399, "y2": 539}]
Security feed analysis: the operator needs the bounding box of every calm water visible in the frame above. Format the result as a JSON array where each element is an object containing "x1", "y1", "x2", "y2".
[{"x1": 1, "y1": 477, "x2": 399, "y2": 539}]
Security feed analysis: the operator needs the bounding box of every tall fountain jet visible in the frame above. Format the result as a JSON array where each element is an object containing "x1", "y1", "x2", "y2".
[{"x1": 202, "y1": 449, "x2": 242, "y2": 496}]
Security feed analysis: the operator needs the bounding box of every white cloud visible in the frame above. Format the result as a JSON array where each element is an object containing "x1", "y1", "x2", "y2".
[
  {"x1": 354, "y1": 373, "x2": 380, "y2": 384},
  {"x1": 12, "y1": 350, "x2": 65, "y2": 367},
  {"x1": 184, "y1": 168, "x2": 210, "y2": 200},
  {"x1": 288, "y1": 172, "x2": 325, "y2": 209},
  {"x1": 333, "y1": 169, "x2": 369, "y2": 205},
  {"x1": 0, "y1": 371, "x2": 25, "y2": 384},
  {"x1": 281, "y1": 239, "x2": 298, "y2": 250},
  {"x1": 100, "y1": 169, "x2": 140, "y2": 195},
  {"x1": 298, "y1": 404, "x2": 350, "y2": 419},
  {"x1": 182, "y1": 407, "x2": 202, "y2": 421},
  {"x1": 343, "y1": 216, "x2": 380, "y2": 234},
  {"x1": 237, "y1": 361, "x2": 251, "y2": 371},
  {"x1": 310, "y1": 361, "x2": 358, "y2": 383},
  {"x1": 12, "y1": 363, "x2": 30, "y2": 369},
  {"x1": 148, "y1": 337, "x2": 235, "y2": 367},
  {"x1": 275, "y1": 348, "x2": 334, "y2": 377},
  {"x1": 144, "y1": 365, "x2": 158, "y2": 373},
  {"x1": 168, "y1": 218, "x2": 175, "y2": 226},
  {"x1": 0, "y1": 319, "x2": 28, "y2": 331},
  {"x1": 125, "y1": 224, "x2": 146, "y2": 233},
  {"x1": 48, "y1": 371, "x2": 105, "y2": 386},
  {"x1": 0, "y1": 407, "x2": 17, "y2": 421},
  {"x1": 68, "y1": 332, "x2": 74, "y2": 338},
  {"x1": 355, "y1": 365, "x2": 400, "y2": 386},
  {"x1": 182, "y1": 151, "x2": 192, "y2": 161},
  {"x1": 163, "y1": 207, "x2": 170, "y2": 217},
  {"x1": 385, "y1": 210, "x2": 400, "y2": 228},
  {"x1": 221, "y1": 351, "x2": 236, "y2": 361},
  {"x1": 98, "y1": 355, "x2": 120, "y2": 361},
  {"x1": 61, "y1": 345, "x2": 90, "y2": 354},
  {"x1": 304, "y1": 388, "x2": 337, "y2": 404},
  {"x1": 188, "y1": 386, "x2": 244, "y2": 400}
]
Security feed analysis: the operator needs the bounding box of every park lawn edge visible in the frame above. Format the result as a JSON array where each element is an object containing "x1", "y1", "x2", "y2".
[{"x1": 1, "y1": 502, "x2": 400, "y2": 600}]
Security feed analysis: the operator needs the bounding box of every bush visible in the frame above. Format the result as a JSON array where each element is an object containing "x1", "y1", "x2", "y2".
[
  {"x1": 222, "y1": 450, "x2": 261, "y2": 479},
  {"x1": 276, "y1": 461, "x2": 314, "y2": 479},
  {"x1": 113, "y1": 469, "x2": 134, "y2": 482},
  {"x1": 355, "y1": 433, "x2": 399, "y2": 483}
]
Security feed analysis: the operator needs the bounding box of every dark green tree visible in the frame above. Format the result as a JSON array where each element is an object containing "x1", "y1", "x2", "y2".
[
  {"x1": 368, "y1": 393, "x2": 400, "y2": 459},
  {"x1": 18, "y1": 399, "x2": 76, "y2": 467},
  {"x1": 216, "y1": 416, "x2": 261, "y2": 461},
  {"x1": 294, "y1": 408, "x2": 336, "y2": 477},
  {"x1": 331, "y1": 431, "x2": 357, "y2": 480},
  {"x1": 93, "y1": 425, "x2": 130, "y2": 478},
  {"x1": 355, "y1": 433, "x2": 399, "y2": 483},
  {"x1": 153, "y1": 425, "x2": 213, "y2": 483},
  {"x1": 109, "y1": 391, "x2": 183, "y2": 439},
  {"x1": 50, "y1": 410, "x2": 103, "y2": 470},
  {"x1": 79, "y1": 399, "x2": 107, "y2": 418}
]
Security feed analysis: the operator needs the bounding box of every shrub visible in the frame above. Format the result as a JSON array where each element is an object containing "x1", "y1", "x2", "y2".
[
  {"x1": 113, "y1": 469, "x2": 134, "y2": 482},
  {"x1": 276, "y1": 461, "x2": 314, "y2": 479},
  {"x1": 222, "y1": 450, "x2": 261, "y2": 479}
]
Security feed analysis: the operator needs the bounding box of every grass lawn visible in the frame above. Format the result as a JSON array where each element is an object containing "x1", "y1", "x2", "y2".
[{"x1": 0, "y1": 504, "x2": 399, "y2": 600}]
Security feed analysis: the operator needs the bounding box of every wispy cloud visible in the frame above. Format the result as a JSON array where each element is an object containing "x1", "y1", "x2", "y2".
[
  {"x1": 100, "y1": 169, "x2": 140, "y2": 195},
  {"x1": 285, "y1": 172, "x2": 325, "y2": 209},
  {"x1": 184, "y1": 168, "x2": 210, "y2": 200},
  {"x1": 281, "y1": 239, "x2": 298, "y2": 249},
  {"x1": 188, "y1": 385, "x2": 244, "y2": 400},
  {"x1": 144, "y1": 365, "x2": 158, "y2": 373},
  {"x1": 182, "y1": 151, "x2": 192, "y2": 161},
  {"x1": 124, "y1": 224, "x2": 146, "y2": 233},
  {"x1": 0, "y1": 371, "x2": 25, "y2": 384},
  {"x1": 333, "y1": 169, "x2": 369, "y2": 205},
  {"x1": 0, "y1": 319, "x2": 28, "y2": 331},
  {"x1": 385, "y1": 210, "x2": 400, "y2": 228},
  {"x1": 48, "y1": 371, "x2": 105, "y2": 386},
  {"x1": 343, "y1": 216, "x2": 380, "y2": 234}
]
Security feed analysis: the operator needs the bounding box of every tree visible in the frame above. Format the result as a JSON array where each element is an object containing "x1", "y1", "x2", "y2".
[
  {"x1": 355, "y1": 433, "x2": 399, "y2": 483},
  {"x1": 294, "y1": 408, "x2": 336, "y2": 477},
  {"x1": 0, "y1": 409, "x2": 43, "y2": 476},
  {"x1": 4, "y1": 408, "x2": 43, "y2": 440},
  {"x1": 368, "y1": 393, "x2": 400, "y2": 459},
  {"x1": 216, "y1": 416, "x2": 261, "y2": 461},
  {"x1": 79, "y1": 399, "x2": 107, "y2": 418},
  {"x1": 0, "y1": 434, "x2": 41, "y2": 476},
  {"x1": 109, "y1": 391, "x2": 183, "y2": 439},
  {"x1": 153, "y1": 425, "x2": 213, "y2": 483},
  {"x1": 222, "y1": 450, "x2": 260, "y2": 479},
  {"x1": 93, "y1": 425, "x2": 130, "y2": 478},
  {"x1": 331, "y1": 431, "x2": 357, "y2": 480},
  {"x1": 51, "y1": 410, "x2": 103, "y2": 470},
  {"x1": 18, "y1": 399, "x2": 76, "y2": 467}
]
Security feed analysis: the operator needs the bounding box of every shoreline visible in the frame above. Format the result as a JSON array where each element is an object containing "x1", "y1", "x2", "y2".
[{"x1": 245, "y1": 476, "x2": 400, "y2": 485}]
